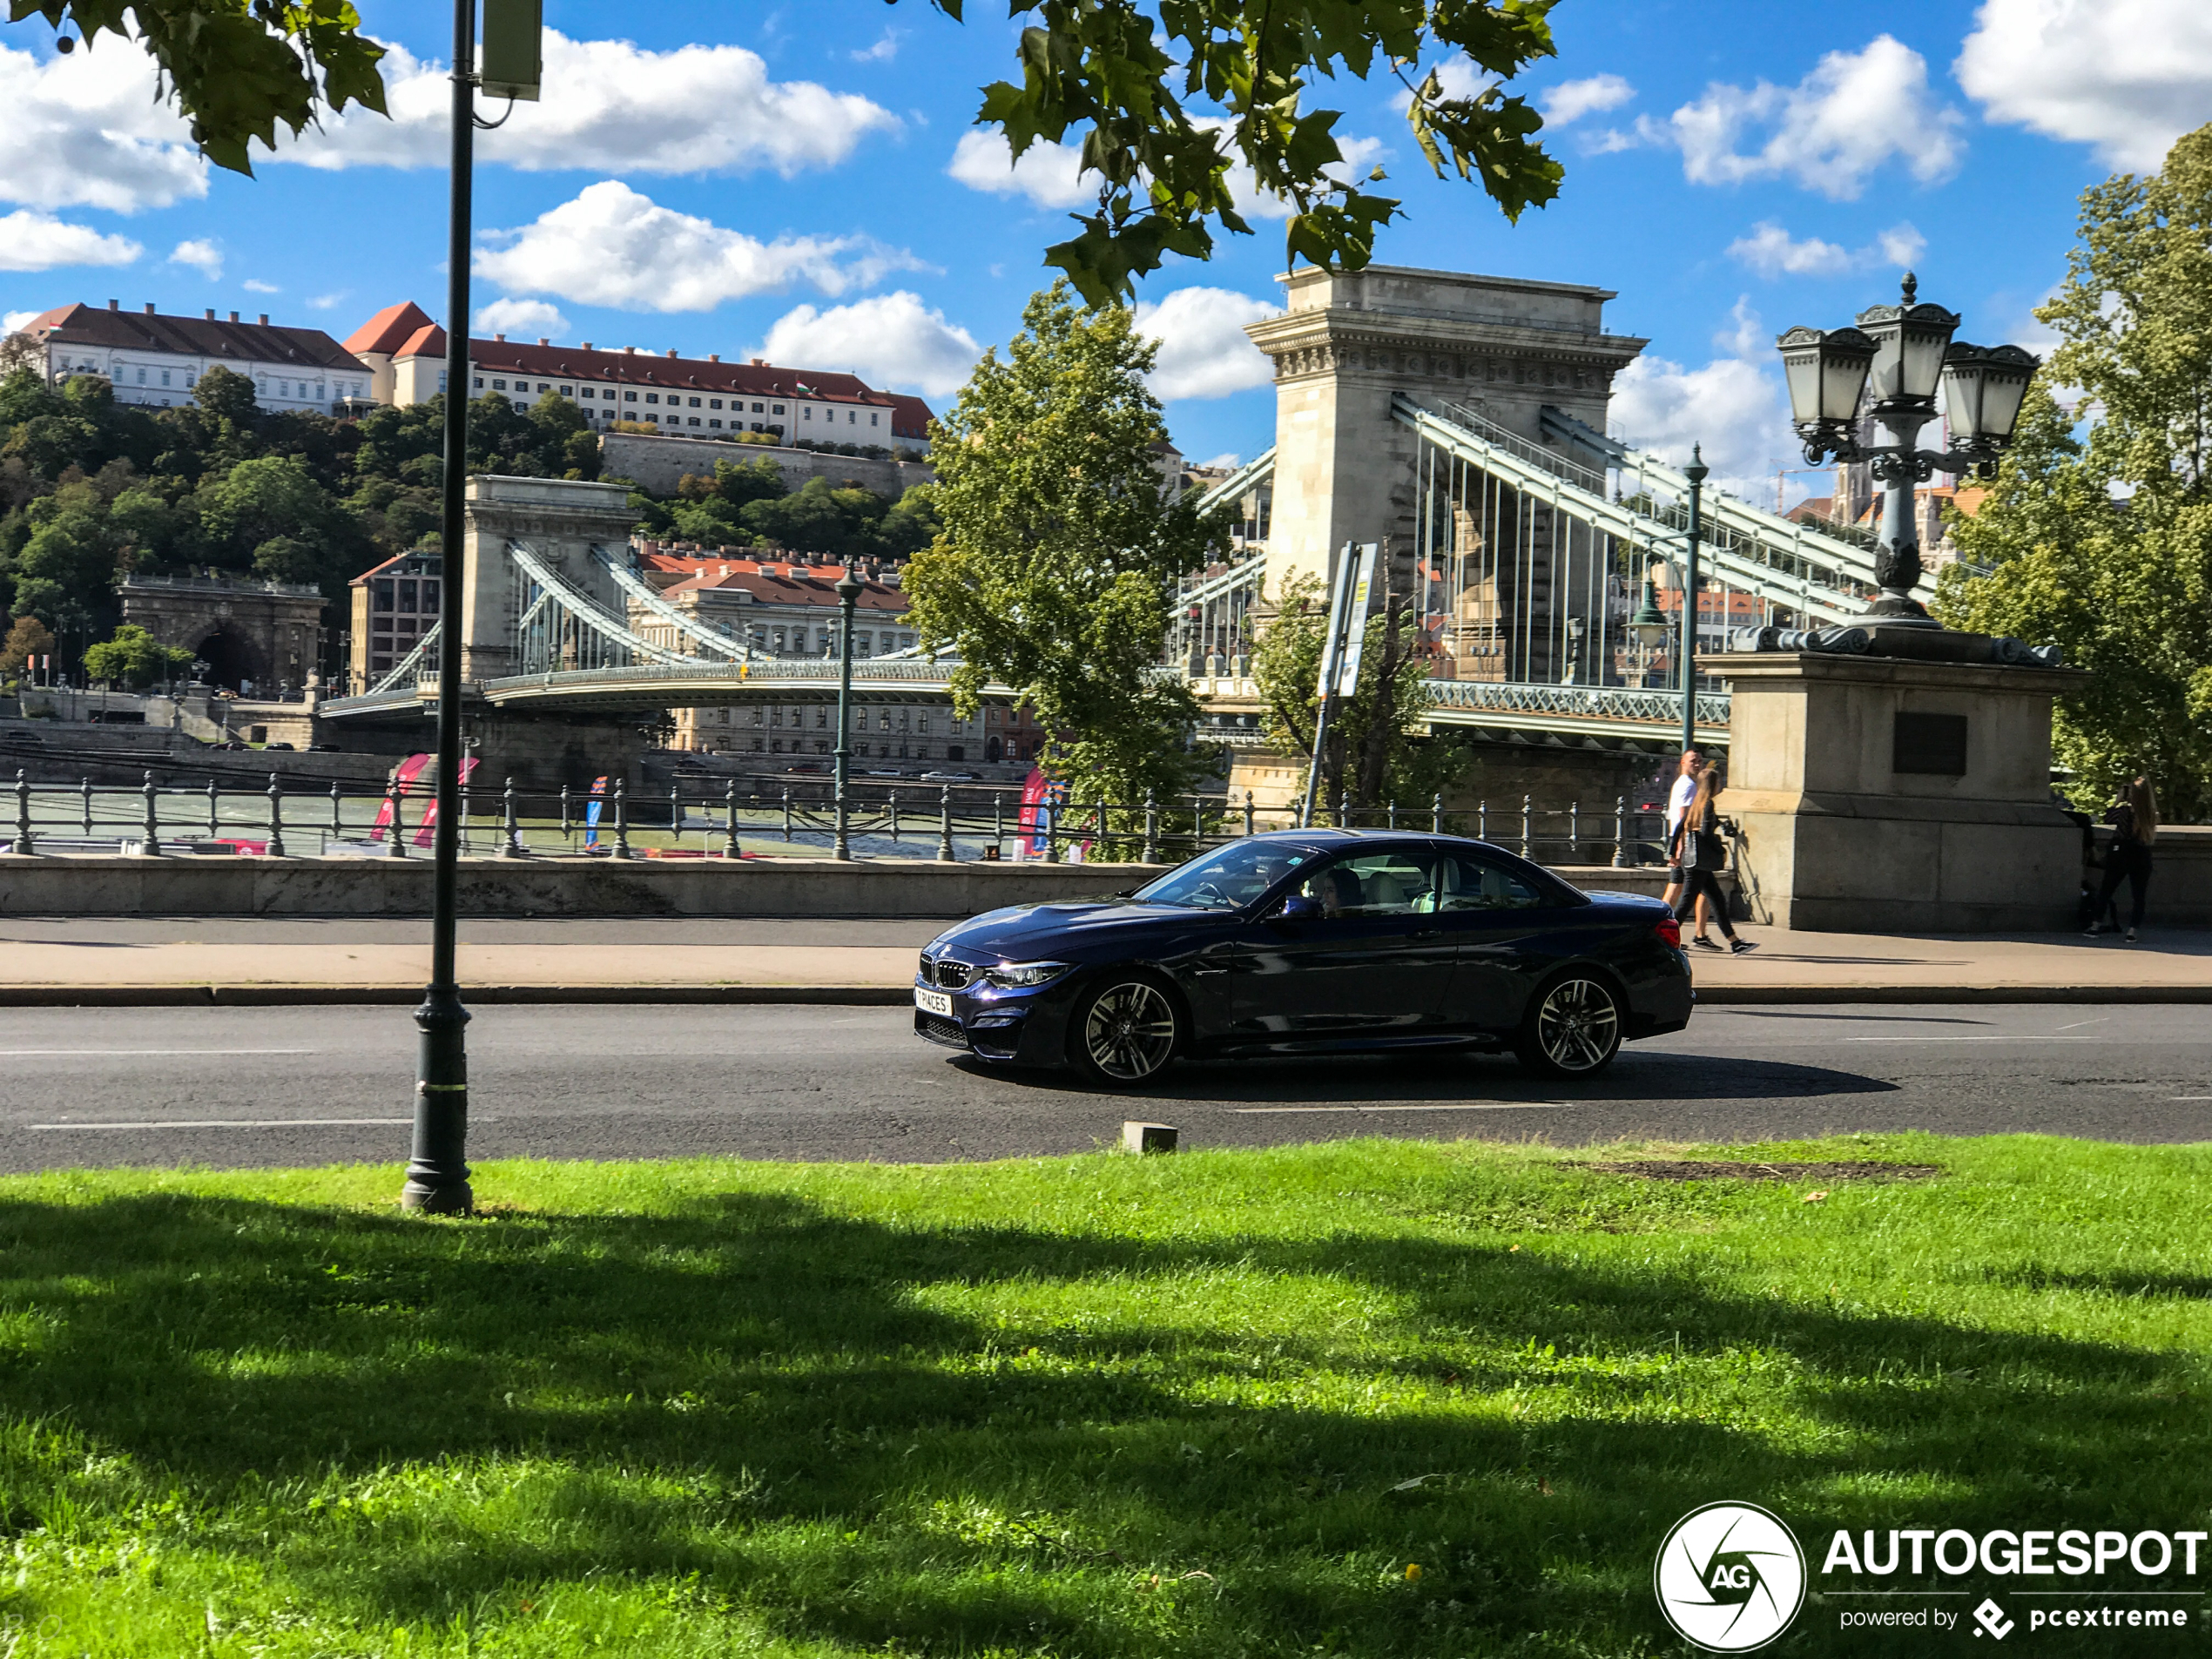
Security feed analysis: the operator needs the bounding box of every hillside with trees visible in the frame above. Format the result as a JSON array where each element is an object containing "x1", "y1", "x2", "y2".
[{"x1": 0, "y1": 359, "x2": 937, "y2": 675}]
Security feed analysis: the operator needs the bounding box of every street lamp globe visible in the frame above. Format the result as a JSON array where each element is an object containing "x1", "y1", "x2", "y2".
[
  {"x1": 1777, "y1": 324, "x2": 1878, "y2": 448},
  {"x1": 1629, "y1": 577, "x2": 1669, "y2": 645},
  {"x1": 1854, "y1": 273, "x2": 1960, "y2": 411},
  {"x1": 1940, "y1": 342, "x2": 2039, "y2": 462}
]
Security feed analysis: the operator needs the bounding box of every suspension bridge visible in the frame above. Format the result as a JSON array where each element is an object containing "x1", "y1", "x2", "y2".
[{"x1": 323, "y1": 264, "x2": 1915, "y2": 759}]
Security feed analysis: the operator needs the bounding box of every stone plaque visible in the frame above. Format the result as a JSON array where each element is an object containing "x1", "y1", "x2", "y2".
[{"x1": 1892, "y1": 711, "x2": 1968, "y2": 776}]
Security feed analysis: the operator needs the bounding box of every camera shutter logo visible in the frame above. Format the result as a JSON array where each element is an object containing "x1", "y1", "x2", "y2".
[{"x1": 1654, "y1": 1502, "x2": 1807, "y2": 1652}]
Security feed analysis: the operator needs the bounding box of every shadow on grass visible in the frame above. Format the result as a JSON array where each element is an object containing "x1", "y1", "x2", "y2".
[{"x1": 0, "y1": 1179, "x2": 2201, "y2": 1656}]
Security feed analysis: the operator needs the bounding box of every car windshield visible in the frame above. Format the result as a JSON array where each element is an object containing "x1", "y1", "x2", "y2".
[{"x1": 1132, "y1": 840, "x2": 1328, "y2": 909}]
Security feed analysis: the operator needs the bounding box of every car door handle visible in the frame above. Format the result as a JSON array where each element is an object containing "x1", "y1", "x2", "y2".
[{"x1": 1410, "y1": 927, "x2": 1443, "y2": 940}]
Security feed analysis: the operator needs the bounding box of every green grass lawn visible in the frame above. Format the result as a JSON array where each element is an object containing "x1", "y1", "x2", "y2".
[{"x1": 3, "y1": 1134, "x2": 2209, "y2": 1656}]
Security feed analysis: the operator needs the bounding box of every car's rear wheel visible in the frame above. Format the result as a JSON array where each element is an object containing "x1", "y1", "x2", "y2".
[
  {"x1": 1514, "y1": 973, "x2": 1623, "y2": 1078},
  {"x1": 1069, "y1": 974, "x2": 1181, "y2": 1085}
]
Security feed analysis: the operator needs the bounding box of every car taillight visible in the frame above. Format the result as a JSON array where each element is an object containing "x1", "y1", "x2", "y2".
[{"x1": 1654, "y1": 915, "x2": 1682, "y2": 950}]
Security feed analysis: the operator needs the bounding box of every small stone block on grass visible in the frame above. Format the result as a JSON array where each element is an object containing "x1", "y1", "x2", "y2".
[{"x1": 1122, "y1": 1121, "x2": 1177, "y2": 1155}]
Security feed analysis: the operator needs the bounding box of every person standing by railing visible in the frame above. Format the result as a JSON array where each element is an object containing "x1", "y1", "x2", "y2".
[{"x1": 2085, "y1": 776, "x2": 2157, "y2": 944}]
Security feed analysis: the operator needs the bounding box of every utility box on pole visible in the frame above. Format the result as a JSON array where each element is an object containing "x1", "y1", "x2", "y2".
[{"x1": 479, "y1": 0, "x2": 543, "y2": 101}]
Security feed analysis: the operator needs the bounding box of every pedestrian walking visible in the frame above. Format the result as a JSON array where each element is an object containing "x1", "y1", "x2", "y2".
[
  {"x1": 1670, "y1": 764, "x2": 1755, "y2": 954},
  {"x1": 1659, "y1": 747, "x2": 1702, "y2": 912},
  {"x1": 2085, "y1": 775, "x2": 2157, "y2": 943}
]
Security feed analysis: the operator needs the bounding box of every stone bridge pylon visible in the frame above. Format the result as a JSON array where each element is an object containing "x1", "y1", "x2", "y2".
[
  {"x1": 1244, "y1": 264, "x2": 1649, "y2": 600},
  {"x1": 456, "y1": 474, "x2": 637, "y2": 681}
]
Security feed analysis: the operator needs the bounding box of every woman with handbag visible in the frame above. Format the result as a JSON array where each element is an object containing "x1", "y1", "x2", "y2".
[
  {"x1": 2085, "y1": 775, "x2": 2157, "y2": 942},
  {"x1": 1670, "y1": 765, "x2": 1757, "y2": 954}
]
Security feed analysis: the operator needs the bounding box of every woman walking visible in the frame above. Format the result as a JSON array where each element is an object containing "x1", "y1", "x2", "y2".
[
  {"x1": 1671, "y1": 764, "x2": 1756, "y2": 954},
  {"x1": 2087, "y1": 776, "x2": 2157, "y2": 943}
]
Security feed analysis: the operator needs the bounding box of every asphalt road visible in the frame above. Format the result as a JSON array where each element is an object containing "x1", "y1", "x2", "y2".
[{"x1": 2, "y1": 1001, "x2": 2209, "y2": 1174}]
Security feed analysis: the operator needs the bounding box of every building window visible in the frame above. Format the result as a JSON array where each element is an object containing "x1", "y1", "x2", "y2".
[
  {"x1": 688, "y1": 416, "x2": 700, "y2": 426},
  {"x1": 871, "y1": 412, "x2": 880, "y2": 426},
  {"x1": 373, "y1": 580, "x2": 395, "y2": 612},
  {"x1": 492, "y1": 378, "x2": 506, "y2": 390},
  {"x1": 803, "y1": 408, "x2": 812, "y2": 421},
  {"x1": 848, "y1": 410, "x2": 855, "y2": 423},
  {"x1": 772, "y1": 403, "x2": 785, "y2": 415},
  {"x1": 536, "y1": 381, "x2": 549, "y2": 392},
  {"x1": 688, "y1": 396, "x2": 701, "y2": 407},
  {"x1": 748, "y1": 401, "x2": 762, "y2": 414},
  {"x1": 559, "y1": 384, "x2": 572, "y2": 395},
  {"x1": 709, "y1": 399, "x2": 722, "y2": 409},
  {"x1": 709, "y1": 419, "x2": 721, "y2": 428},
  {"x1": 160, "y1": 369, "x2": 172, "y2": 387},
  {"x1": 645, "y1": 392, "x2": 659, "y2": 403}
]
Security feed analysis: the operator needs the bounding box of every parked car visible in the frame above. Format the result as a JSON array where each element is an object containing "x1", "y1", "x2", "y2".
[
  {"x1": 266, "y1": 742, "x2": 296, "y2": 751},
  {"x1": 912, "y1": 830, "x2": 1690, "y2": 1085},
  {"x1": 921, "y1": 770, "x2": 977, "y2": 781}
]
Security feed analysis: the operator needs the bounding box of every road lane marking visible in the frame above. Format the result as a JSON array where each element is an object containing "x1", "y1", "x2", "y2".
[
  {"x1": 1840, "y1": 1035, "x2": 2100, "y2": 1043},
  {"x1": 2054, "y1": 1017, "x2": 2110, "y2": 1031},
  {"x1": 28, "y1": 1118, "x2": 412, "y2": 1131},
  {"x1": 0, "y1": 1049, "x2": 320, "y2": 1057},
  {"x1": 1231, "y1": 1103, "x2": 1576, "y2": 1116}
]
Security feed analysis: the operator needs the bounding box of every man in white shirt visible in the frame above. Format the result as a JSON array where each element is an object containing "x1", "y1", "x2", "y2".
[{"x1": 1660, "y1": 748, "x2": 1702, "y2": 911}]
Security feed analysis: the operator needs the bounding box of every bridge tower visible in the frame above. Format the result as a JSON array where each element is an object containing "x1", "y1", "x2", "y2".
[
  {"x1": 1243, "y1": 266, "x2": 1647, "y2": 599},
  {"x1": 458, "y1": 474, "x2": 637, "y2": 680}
]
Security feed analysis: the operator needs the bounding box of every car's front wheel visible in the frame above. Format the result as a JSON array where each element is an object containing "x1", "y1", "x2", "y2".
[
  {"x1": 1514, "y1": 973, "x2": 1623, "y2": 1078},
  {"x1": 1069, "y1": 973, "x2": 1182, "y2": 1086}
]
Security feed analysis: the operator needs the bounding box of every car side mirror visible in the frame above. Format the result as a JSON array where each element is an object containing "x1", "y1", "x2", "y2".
[{"x1": 1273, "y1": 894, "x2": 1321, "y2": 921}]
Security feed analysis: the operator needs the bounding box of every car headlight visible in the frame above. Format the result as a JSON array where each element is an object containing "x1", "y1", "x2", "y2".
[{"x1": 981, "y1": 960, "x2": 1071, "y2": 990}]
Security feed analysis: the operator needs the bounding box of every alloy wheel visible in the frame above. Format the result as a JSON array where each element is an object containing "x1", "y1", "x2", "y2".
[
  {"x1": 1082, "y1": 979, "x2": 1178, "y2": 1082},
  {"x1": 1534, "y1": 977, "x2": 1621, "y2": 1073}
]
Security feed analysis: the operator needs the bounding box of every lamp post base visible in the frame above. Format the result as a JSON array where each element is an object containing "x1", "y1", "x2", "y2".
[
  {"x1": 401, "y1": 986, "x2": 474, "y2": 1215},
  {"x1": 1865, "y1": 590, "x2": 1939, "y2": 624}
]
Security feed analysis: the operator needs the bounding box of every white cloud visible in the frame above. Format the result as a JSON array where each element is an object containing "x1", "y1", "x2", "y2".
[
  {"x1": 307, "y1": 292, "x2": 348, "y2": 311},
  {"x1": 1726, "y1": 219, "x2": 1925, "y2": 278},
  {"x1": 1662, "y1": 37, "x2": 1965, "y2": 199},
  {"x1": 1610, "y1": 350, "x2": 1793, "y2": 502},
  {"x1": 948, "y1": 123, "x2": 1386, "y2": 222},
  {"x1": 850, "y1": 28, "x2": 901, "y2": 64},
  {"x1": 475, "y1": 182, "x2": 924, "y2": 314},
  {"x1": 757, "y1": 291, "x2": 981, "y2": 398},
  {"x1": 1541, "y1": 74, "x2": 1634, "y2": 127},
  {"x1": 0, "y1": 41, "x2": 205, "y2": 212},
  {"x1": 1957, "y1": 0, "x2": 2212, "y2": 169},
  {"x1": 1196, "y1": 451, "x2": 1243, "y2": 470},
  {"x1": 947, "y1": 130, "x2": 1094, "y2": 210},
  {"x1": 1133, "y1": 287, "x2": 1280, "y2": 401},
  {"x1": 167, "y1": 238, "x2": 222, "y2": 279},
  {"x1": 1713, "y1": 295, "x2": 1767, "y2": 360},
  {"x1": 243, "y1": 279, "x2": 280, "y2": 294},
  {"x1": 3, "y1": 308, "x2": 38, "y2": 334},
  {"x1": 476, "y1": 297, "x2": 570, "y2": 340},
  {"x1": 0, "y1": 210, "x2": 140, "y2": 272},
  {"x1": 280, "y1": 31, "x2": 898, "y2": 177}
]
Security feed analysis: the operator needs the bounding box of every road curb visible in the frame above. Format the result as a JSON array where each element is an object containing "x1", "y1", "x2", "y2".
[{"x1": 3, "y1": 982, "x2": 2212, "y2": 1008}]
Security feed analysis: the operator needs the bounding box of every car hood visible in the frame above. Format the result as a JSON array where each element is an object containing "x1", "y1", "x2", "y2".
[{"x1": 929, "y1": 900, "x2": 1214, "y2": 960}]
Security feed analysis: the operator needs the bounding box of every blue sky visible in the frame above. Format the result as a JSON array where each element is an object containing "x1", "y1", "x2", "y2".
[{"x1": 2, "y1": 0, "x2": 2202, "y2": 502}]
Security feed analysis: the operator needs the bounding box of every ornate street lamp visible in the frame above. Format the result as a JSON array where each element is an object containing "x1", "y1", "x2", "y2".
[
  {"x1": 833, "y1": 569, "x2": 860, "y2": 860},
  {"x1": 1629, "y1": 573, "x2": 1669, "y2": 688},
  {"x1": 1779, "y1": 273, "x2": 2040, "y2": 622}
]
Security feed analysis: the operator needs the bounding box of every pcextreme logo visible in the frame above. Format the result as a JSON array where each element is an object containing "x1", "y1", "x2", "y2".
[{"x1": 1655, "y1": 1502, "x2": 1810, "y2": 1653}]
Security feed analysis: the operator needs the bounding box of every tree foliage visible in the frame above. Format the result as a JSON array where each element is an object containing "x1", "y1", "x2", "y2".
[
  {"x1": 902, "y1": 0, "x2": 1565, "y2": 303},
  {"x1": 10, "y1": 0, "x2": 386, "y2": 175},
  {"x1": 0, "y1": 614, "x2": 53, "y2": 674},
  {"x1": 83, "y1": 622, "x2": 192, "y2": 688},
  {"x1": 904, "y1": 283, "x2": 1228, "y2": 810},
  {"x1": 1935, "y1": 124, "x2": 2212, "y2": 818},
  {"x1": 1253, "y1": 566, "x2": 1459, "y2": 815}
]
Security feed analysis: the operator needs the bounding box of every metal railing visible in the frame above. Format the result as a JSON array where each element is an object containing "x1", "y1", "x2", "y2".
[{"x1": 0, "y1": 766, "x2": 1688, "y2": 871}]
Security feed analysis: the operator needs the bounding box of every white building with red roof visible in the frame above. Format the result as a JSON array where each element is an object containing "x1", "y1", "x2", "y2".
[
  {"x1": 17, "y1": 299, "x2": 374, "y2": 413},
  {"x1": 341, "y1": 303, "x2": 934, "y2": 444}
]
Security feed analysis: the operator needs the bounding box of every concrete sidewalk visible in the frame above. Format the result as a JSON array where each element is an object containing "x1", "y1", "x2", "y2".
[{"x1": 0, "y1": 916, "x2": 2208, "y2": 1004}]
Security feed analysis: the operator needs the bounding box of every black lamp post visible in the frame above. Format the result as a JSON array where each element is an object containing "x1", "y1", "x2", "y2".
[
  {"x1": 833, "y1": 570, "x2": 860, "y2": 860},
  {"x1": 402, "y1": 0, "x2": 479, "y2": 1215},
  {"x1": 1778, "y1": 273, "x2": 2038, "y2": 622},
  {"x1": 1680, "y1": 446, "x2": 1706, "y2": 757}
]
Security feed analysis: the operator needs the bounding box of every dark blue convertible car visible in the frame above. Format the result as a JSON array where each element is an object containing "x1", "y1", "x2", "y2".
[{"x1": 913, "y1": 830, "x2": 1692, "y2": 1085}]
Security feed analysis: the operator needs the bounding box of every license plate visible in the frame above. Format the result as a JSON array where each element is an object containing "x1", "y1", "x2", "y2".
[{"x1": 914, "y1": 987, "x2": 954, "y2": 1016}]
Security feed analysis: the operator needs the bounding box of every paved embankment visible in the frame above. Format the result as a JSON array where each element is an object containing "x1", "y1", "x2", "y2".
[{"x1": 1, "y1": 916, "x2": 2209, "y2": 1005}]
